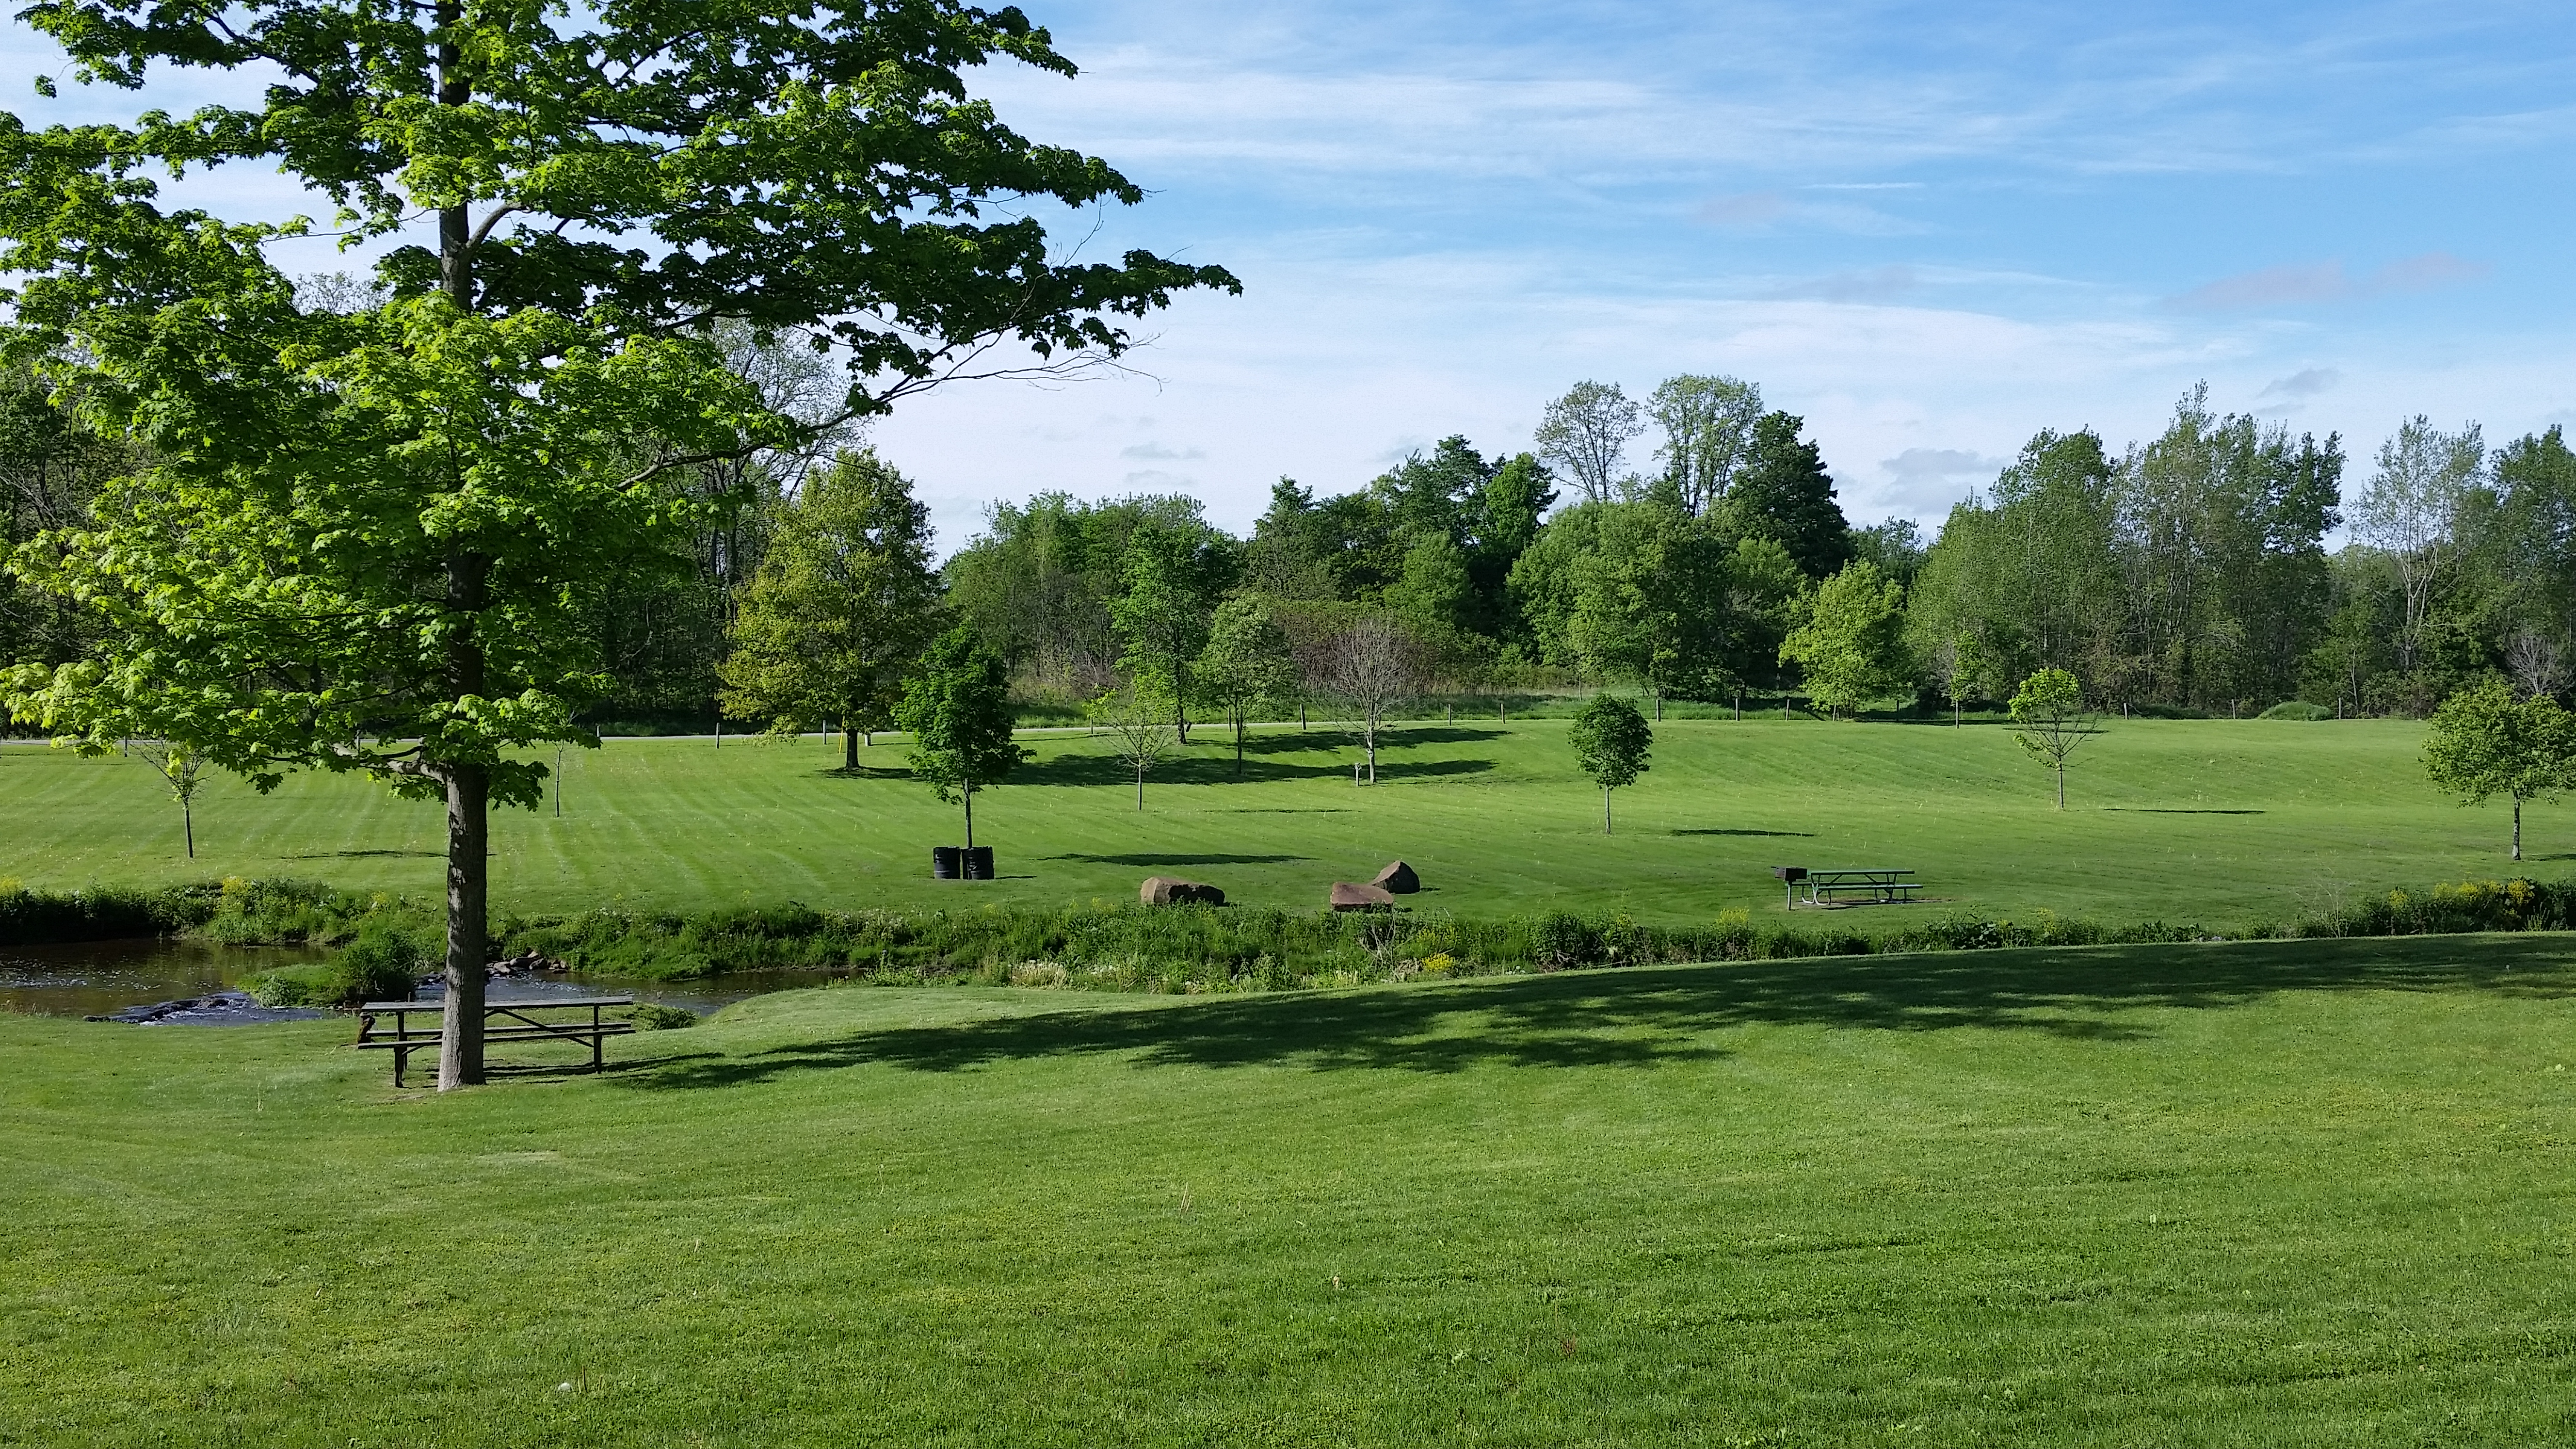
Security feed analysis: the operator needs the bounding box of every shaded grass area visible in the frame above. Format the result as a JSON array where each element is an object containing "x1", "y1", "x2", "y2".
[{"x1": 7, "y1": 934, "x2": 2576, "y2": 1445}]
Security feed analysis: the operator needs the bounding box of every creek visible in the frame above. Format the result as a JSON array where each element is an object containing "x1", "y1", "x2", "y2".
[{"x1": 0, "y1": 938, "x2": 837, "y2": 1024}]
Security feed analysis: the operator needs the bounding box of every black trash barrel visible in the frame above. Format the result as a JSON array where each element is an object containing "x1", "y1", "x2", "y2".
[
  {"x1": 931, "y1": 846, "x2": 962, "y2": 879},
  {"x1": 963, "y1": 846, "x2": 995, "y2": 880}
]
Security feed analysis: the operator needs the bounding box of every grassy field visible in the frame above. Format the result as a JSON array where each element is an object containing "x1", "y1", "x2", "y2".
[
  {"x1": 6, "y1": 933, "x2": 2576, "y2": 1446},
  {"x1": 0, "y1": 715, "x2": 2554, "y2": 928}
]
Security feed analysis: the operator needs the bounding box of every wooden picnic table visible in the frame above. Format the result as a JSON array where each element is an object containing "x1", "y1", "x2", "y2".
[
  {"x1": 355, "y1": 996, "x2": 636, "y2": 1086},
  {"x1": 1771, "y1": 867, "x2": 1922, "y2": 910}
]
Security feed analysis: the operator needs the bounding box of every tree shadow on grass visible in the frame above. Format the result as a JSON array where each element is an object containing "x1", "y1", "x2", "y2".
[
  {"x1": 1047, "y1": 853, "x2": 1314, "y2": 866},
  {"x1": 1009, "y1": 751, "x2": 1494, "y2": 787},
  {"x1": 815, "y1": 763, "x2": 916, "y2": 780},
  {"x1": 285, "y1": 848, "x2": 443, "y2": 859},
  {"x1": 615, "y1": 934, "x2": 2576, "y2": 1092},
  {"x1": 1672, "y1": 829, "x2": 1816, "y2": 838},
  {"x1": 2105, "y1": 808, "x2": 2265, "y2": 816}
]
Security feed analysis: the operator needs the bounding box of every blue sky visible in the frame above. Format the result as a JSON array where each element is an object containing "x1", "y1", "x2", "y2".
[
  {"x1": 866, "y1": 0, "x2": 2576, "y2": 546},
  {"x1": 9, "y1": 0, "x2": 2574, "y2": 547}
]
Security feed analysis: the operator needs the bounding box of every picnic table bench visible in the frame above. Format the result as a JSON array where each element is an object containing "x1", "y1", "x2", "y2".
[
  {"x1": 356, "y1": 996, "x2": 635, "y2": 1086},
  {"x1": 1771, "y1": 867, "x2": 1922, "y2": 910}
]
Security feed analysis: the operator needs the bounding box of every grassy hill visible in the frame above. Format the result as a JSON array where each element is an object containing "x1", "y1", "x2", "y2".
[
  {"x1": 8, "y1": 934, "x2": 2576, "y2": 1445},
  {"x1": 0, "y1": 715, "x2": 2549, "y2": 929}
]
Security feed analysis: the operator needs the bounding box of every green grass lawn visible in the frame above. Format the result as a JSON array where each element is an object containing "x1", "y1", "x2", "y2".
[
  {"x1": 8, "y1": 934, "x2": 2576, "y2": 1445},
  {"x1": 0, "y1": 716, "x2": 2552, "y2": 928}
]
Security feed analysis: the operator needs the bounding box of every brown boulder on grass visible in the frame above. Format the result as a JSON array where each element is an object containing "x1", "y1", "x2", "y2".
[
  {"x1": 1328, "y1": 881, "x2": 1395, "y2": 911},
  {"x1": 1140, "y1": 876, "x2": 1226, "y2": 907},
  {"x1": 1371, "y1": 860, "x2": 1420, "y2": 894}
]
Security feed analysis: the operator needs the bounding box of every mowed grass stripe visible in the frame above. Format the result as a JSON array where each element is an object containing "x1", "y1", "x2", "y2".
[{"x1": 0, "y1": 716, "x2": 2545, "y2": 928}]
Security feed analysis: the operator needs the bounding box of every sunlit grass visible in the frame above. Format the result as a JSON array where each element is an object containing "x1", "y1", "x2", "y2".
[{"x1": 0, "y1": 715, "x2": 2538, "y2": 929}]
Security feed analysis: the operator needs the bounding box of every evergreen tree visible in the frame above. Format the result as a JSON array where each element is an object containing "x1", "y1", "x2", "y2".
[{"x1": 1726, "y1": 412, "x2": 1853, "y2": 578}]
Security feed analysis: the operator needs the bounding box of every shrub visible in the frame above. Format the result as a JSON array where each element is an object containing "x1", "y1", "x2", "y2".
[
  {"x1": 2257, "y1": 700, "x2": 2334, "y2": 721},
  {"x1": 628, "y1": 1003, "x2": 700, "y2": 1030},
  {"x1": 242, "y1": 923, "x2": 430, "y2": 1007},
  {"x1": 1530, "y1": 911, "x2": 1595, "y2": 969},
  {"x1": 0, "y1": 881, "x2": 215, "y2": 945},
  {"x1": 196, "y1": 877, "x2": 434, "y2": 947}
]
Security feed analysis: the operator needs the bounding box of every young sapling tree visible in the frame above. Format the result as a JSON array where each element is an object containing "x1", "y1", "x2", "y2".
[
  {"x1": 1196, "y1": 595, "x2": 1297, "y2": 776},
  {"x1": 1320, "y1": 613, "x2": 1421, "y2": 784},
  {"x1": 2010, "y1": 668, "x2": 2101, "y2": 810},
  {"x1": 132, "y1": 739, "x2": 207, "y2": 857},
  {"x1": 1089, "y1": 678, "x2": 1178, "y2": 809},
  {"x1": 897, "y1": 627, "x2": 1029, "y2": 856},
  {"x1": 2423, "y1": 676, "x2": 2576, "y2": 859},
  {"x1": 1569, "y1": 693, "x2": 1653, "y2": 833}
]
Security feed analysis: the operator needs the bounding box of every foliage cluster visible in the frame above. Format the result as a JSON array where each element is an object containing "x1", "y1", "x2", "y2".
[
  {"x1": 0, "y1": 877, "x2": 209, "y2": 943},
  {"x1": 14, "y1": 862, "x2": 2574, "y2": 995},
  {"x1": 474, "y1": 878, "x2": 2576, "y2": 993},
  {"x1": 0, "y1": 875, "x2": 440, "y2": 949},
  {"x1": 241, "y1": 922, "x2": 431, "y2": 1007}
]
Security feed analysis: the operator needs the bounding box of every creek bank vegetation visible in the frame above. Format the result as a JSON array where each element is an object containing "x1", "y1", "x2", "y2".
[{"x1": 11, "y1": 875, "x2": 2574, "y2": 1001}]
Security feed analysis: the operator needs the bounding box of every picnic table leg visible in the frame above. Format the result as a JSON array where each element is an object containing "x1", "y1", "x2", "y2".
[
  {"x1": 393, "y1": 1042, "x2": 407, "y2": 1089},
  {"x1": 592, "y1": 1002, "x2": 604, "y2": 1074}
]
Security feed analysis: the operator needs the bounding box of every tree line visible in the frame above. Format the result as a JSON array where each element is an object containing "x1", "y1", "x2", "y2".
[{"x1": 17, "y1": 368, "x2": 2576, "y2": 754}]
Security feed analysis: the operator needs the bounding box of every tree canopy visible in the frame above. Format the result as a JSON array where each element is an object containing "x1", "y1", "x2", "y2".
[
  {"x1": 0, "y1": 0, "x2": 1234, "y2": 1089},
  {"x1": 897, "y1": 626, "x2": 1029, "y2": 849},
  {"x1": 2010, "y1": 668, "x2": 2100, "y2": 810},
  {"x1": 2423, "y1": 676, "x2": 2576, "y2": 859},
  {"x1": 719, "y1": 449, "x2": 943, "y2": 767},
  {"x1": 1568, "y1": 693, "x2": 1652, "y2": 833},
  {"x1": 1781, "y1": 560, "x2": 1912, "y2": 718}
]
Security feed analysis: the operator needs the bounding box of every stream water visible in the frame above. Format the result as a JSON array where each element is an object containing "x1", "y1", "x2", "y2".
[{"x1": 0, "y1": 939, "x2": 841, "y2": 1024}]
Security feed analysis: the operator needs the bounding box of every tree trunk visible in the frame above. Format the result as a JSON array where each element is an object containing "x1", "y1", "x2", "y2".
[
  {"x1": 965, "y1": 785, "x2": 975, "y2": 851},
  {"x1": 1137, "y1": 761, "x2": 1145, "y2": 809},
  {"x1": 2514, "y1": 796, "x2": 2523, "y2": 860},
  {"x1": 844, "y1": 728, "x2": 858, "y2": 770},
  {"x1": 1603, "y1": 785, "x2": 1612, "y2": 834},
  {"x1": 429, "y1": 5, "x2": 492, "y2": 1093},
  {"x1": 182, "y1": 800, "x2": 194, "y2": 858},
  {"x1": 1654, "y1": 689, "x2": 1662, "y2": 721},
  {"x1": 1366, "y1": 718, "x2": 1378, "y2": 783},
  {"x1": 2055, "y1": 762, "x2": 2066, "y2": 812},
  {"x1": 1234, "y1": 715, "x2": 1245, "y2": 777},
  {"x1": 439, "y1": 762, "x2": 489, "y2": 1090}
]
